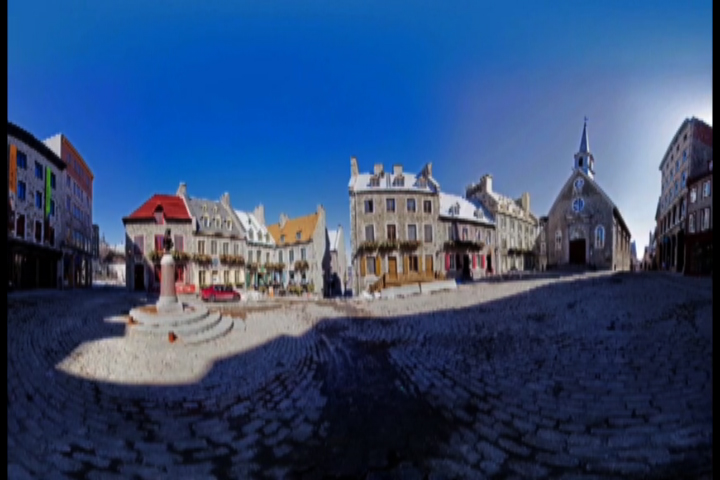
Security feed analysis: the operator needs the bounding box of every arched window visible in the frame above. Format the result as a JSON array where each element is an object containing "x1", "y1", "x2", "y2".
[
  {"x1": 595, "y1": 225, "x2": 605, "y2": 249},
  {"x1": 555, "y1": 230, "x2": 562, "y2": 251}
]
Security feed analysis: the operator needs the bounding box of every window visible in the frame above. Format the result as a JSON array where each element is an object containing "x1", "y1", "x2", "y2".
[
  {"x1": 278, "y1": 251, "x2": 284, "y2": 263},
  {"x1": 248, "y1": 230, "x2": 254, "y2": 240},
  {"x1": 386, "y1": 198, "x2": 396, "y2": 212},
  {"x1": 572, "y1": 198, "x2": 585, "y2": 213},
  {"x1": 555, "y1": 230, "x2": 562, "y2": 251},
  {"x1": 223, "y1": 242, "x2": 229, "y2": 255},
  {"x1": 280, "y1": 235, "x2": 285, "y2": 243},
  {"x1": 689, "y1": 213, "x2": 696, "y2": 233},
  {"x1": 173, "y1": 235, "x2": 184, "y2": 252},
  {"x1": 424, "y1": 224, "x2": 433, "y2": 243},
  {"x1": 703, "y1": 181, "x2": 711, "y2": 198},
  {"x1": 301, "y1": 248, "x2": 306, "y2": 260},
  {"x1": 289, "y1": 249, "x2": 294, "y2": 263},
  {"x1": 35, "y1": 162, "x2": 43, "y2": 179},
  {"x1": 248, "y1": 251, "x2": 253, "y2": 262},
  {"x1": 211, "y1": 241, "x2": 217, "y2": 255},
  {"x1": 16, "y1": 215, "x2": 25, "y2": 238},
  {"x1": 224, "y1": 270, "x2": 230, "y2": 284},
  {"x1": 35, "y1": 220, "x2": 42, "y2": 243},
  {"x1": 595, "y1": 225, "x2": 605, "y2": 249},
  {"x1": 364, "y1": 200, "x2": 374, "y2": 213},
  {"x1": 235, "y1": 270, "x2": 241, "y2": 283},
  {"x1": 449, "y1": 254, "x2": 456, "y2": 270},
  {"x1": 393, "y1": 176, "x2": 405, "y2": 187},
  {"x1": 387, "y1": 224, "x2": 397, "y2": 240},
  {"x1": 448, "y1": 224, "x2": 455, "y2": 241},
  {"x1": 702, "y1": 208, "x2": 710, "y2": 230},
  {"x1": 234, "y1": 243, "x2": 239, "y2": 255},
  {"x1": 365, "y1": 224, "x2": 375, "y2": 242},
  {"x1": 486, "y1": 231, "x2": 492, "y2": 245},
  {"x1": 215, "y1": 218, "x2": 221, "y2": 228},
  {"x1": 35, "y1": 191, "x2": 42, "y2": 209},
  {"x1": 510, "y1": 237, "x2": 516, "y2": 248},
  {"x1": 154, "y1": 210, "x2": 164, "y2": 224},
  {"x1": 408, "y1": 255, "x2": 419, "y2": 272},
  {"x1": 423, "y1": 200, "x2": 432, "y2": 213},
  {"x1": 676, "y1": 159, "x2": 679, "y2": 170},
  {"x1": 407, "y1": 199, "x2": 416, "y2": 212},
  {"x1": 154, "y1": 234, "x2": 164, "y2": 251},
  {"x1": 50, "y1": 200, "x2": 55, "y2": 216},
  {"x1": 256, "y1": 250, "x2": 261, "y2": 263},
  {"x1": 501, "y1": 235, "x2": 507, "y2": 249},
  {"x1": 204, "y1": 217, "x2": 210, "y2": 228},
  {"x1": 266, "y1": 252, "x2": 270, "y2": 263},
  {"x1": 462, "y1": 227, "x2": 468, "y2": 240},
  {"x1": 367, "y1": 256, "x2": 377, "y2": 275},
  {"x1": 50, "y1": 172, "x2": 56, "y2": 189},
  {"x1": 198, "y1": 240, "x2": 205, "y2": 254},
  {"x1": 369, "y1": 177, "x2": 380, "y2": 187},
  {"x1": 16, "y1": 150, "x2": 27, "y2": 169},
  {"x1": 408, "y1": 224, "x2": 417, "y2": 241},
  {"x1": 18, "y1": 181, "x2": 26, "y2": 201},
  {"x1": 510, "y1": 220, "x2": 515, "y2": 231},
  {"x1": 296, "y1": 231, "x2": 301, "y2": 240},
  {"x1": 227, "y1": 220, "x2": 232, "y2": 231},
  {"x1": 541, "y1": 242, "x2": 546, "y2": 254}
]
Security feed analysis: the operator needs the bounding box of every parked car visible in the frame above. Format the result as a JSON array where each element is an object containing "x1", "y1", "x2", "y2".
[{"x1": 201, "y1": 285, "x2": 240, "y2": 302}]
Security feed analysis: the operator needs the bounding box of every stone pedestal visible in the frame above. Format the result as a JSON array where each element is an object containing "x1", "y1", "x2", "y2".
[{"x1": 157, "y1": 254, "x2": 183, "y2": 314}]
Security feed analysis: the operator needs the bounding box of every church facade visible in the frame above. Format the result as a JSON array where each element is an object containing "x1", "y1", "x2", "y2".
[{"x1": 541, "y1": 120, "x2": 633, "y2": 271}]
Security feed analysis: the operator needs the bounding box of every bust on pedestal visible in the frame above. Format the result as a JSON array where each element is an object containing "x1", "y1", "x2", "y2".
[{"x1": 156, "y1": 228, "x2": 183, "y2": 315}]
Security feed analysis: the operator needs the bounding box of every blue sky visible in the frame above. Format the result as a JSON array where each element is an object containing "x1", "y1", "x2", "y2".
[{"x1": 9, "y1": 1, "x2": 712, "y2": 256}]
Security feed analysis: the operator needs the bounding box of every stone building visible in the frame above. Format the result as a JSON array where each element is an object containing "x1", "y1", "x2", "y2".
[
  {"x1": 267, "y1": 205, "x2": 329, "y2": 291},
  {"x1": 544, "y1": 120, "x2": 632, "y2": 271},
  {"x1": 466, "y1": 175, "x2": 539, "y2": 274},
  {"x1": 438, "y1": 192, "x2": 495, "y2": 280},
  {"x1": 685, "y1": 158, "x2": 712, "y2": 275},
  {"x1": 178, "y1": 184, "x2": 247, "y2": 288},
  {"x1": 8, "y1": 122, "x2": 68, "y2": 289},
  {"x1": 234, "y1": 205, "x2": 276, "y2": 288},
  {"x1": 326, "y1": 226, "x2": 348, "y2": 296},
  {"x1": 348, "y1": 157, "x2": 443, "y2": 293},
  {"x1": 535, "y1": 216, "x2": 549, "y2": 271},
  {"x1": 43, "y1": 133, "x2": 94, "y2": 288},
  {"x1": 656, "y1": 117, "x2": 712, "y2": 273},
  {"x1": 123, "y1": 193, "x2": 194, "y2": 292}
]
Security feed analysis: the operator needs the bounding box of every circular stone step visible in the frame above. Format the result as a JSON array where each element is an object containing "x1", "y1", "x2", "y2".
[{"x1": 129, "y1": 304, "x2": 209, "y2": 327}]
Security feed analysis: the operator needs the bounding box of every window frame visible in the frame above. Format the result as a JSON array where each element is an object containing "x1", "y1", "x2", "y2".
[
  {"x1": 406, "y1": 198, "x2": 416, "y2": 213},
  {"x1": 364, "y1": 199, "x2": 374, "y2": 214},
  {"x1": 423, "y1": 224, "x2": 433, "y2": 243},
  {"x1": 386, "y1": 198, "x2": 396, "y2": 213},
  {"x1": 365, "y1": 224, "x2": 375, "y2": 242},
  {"x1": 423, "y1": 200, "x2": 432, "y2": 214},
  {"x1": 407, "y1": 224, "x2": 417, "y2": 241},
  {"x1": 386, "y1": 224, "x2": 397, "y2": 241}
]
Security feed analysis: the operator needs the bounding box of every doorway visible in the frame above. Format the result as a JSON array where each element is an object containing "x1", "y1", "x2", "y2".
[
  {"x1": 486, "y1": 254, "x2": 493, "y2": 273},
  {"x1": 425, "y1": 255, "x2": 433, "y2": 276},
  {"x1": 569, "y1": 239, "x2": 586, "y2": 265},
  {"x1": 133, "y1": 264, "x2": 145, "y2": 291},
  {"x1": 388, "y1": 256, "x2": 398, "y2": 279},
  {"x1": 462, "y1": 254, "x2": 471, "y2": 279}
]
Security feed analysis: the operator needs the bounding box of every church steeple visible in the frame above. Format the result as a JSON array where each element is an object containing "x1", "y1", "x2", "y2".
[{"x1": 573, "y1": 117, "x2": 595, "y2": 179}]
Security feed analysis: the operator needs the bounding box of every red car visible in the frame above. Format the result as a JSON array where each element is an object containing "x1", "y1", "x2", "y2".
[{"x1": 201, "y1": 285, "x2": 240, "y2": 302}]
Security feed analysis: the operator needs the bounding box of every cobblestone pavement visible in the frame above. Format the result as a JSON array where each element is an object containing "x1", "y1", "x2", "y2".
[{"x1": 7, "y1": 272, "x2": 713, "y2": 479}]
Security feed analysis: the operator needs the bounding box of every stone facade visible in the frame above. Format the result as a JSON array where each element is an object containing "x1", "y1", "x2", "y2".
[
  {"x1": 8, "y1": 123, "x2": 68, "y2": 289},
  {"x1": 124, "y1": 221, "x2": 195, "y2": 292},
  {"x1": 543, "y1": 122, "x2": 632, "y2": 271},
  {"x1": 684, "y1": 159, "x2": 712, "y2": 275},
  {"x1": 656, "y1": 117, "x2": 712, "y2": 272},
  {"x1": 466, "y1": 176, "x2": 539, "y2": 273},
  {"x1": 349, "y1": 159, "x2": 443, "y2": 292}
]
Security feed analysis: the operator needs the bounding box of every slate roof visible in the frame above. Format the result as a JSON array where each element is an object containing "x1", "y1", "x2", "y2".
[
  {"x1": 123, "y1": 194, "x2": 191, "y2": 223},
  {"x1": 235, "y1": 210, "x2": 274, "y2": 246},
  {"x1": 267, "y1": 213, "x2": 319, "y2": 246},
  {"x1": 186, "y1": 198, "x2": 244, "y2": 237},
  {"x1": 349, "y1": 170, "x2": 440, "y2": 193},
  {"x1": 438, "y1": 193, "x2": 495, "y2": 226}
]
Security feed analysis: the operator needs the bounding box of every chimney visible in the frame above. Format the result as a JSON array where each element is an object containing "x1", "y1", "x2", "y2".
[
  {"x1": 480, "y1": 174, "x2": 493, "y2": 194},
  {"x1": 317, "y1": 204, "x2": 325, "y2": 218},
  {"x1": 521, "y1": 192, "x2": 530, "y2": 213},
  {"x1": 351, "y1": 156, "x2": 359, "y2": 177},
  {"x1": 220, "y1": 192, "x2": 230, "y2": 208},
  {"x1": 253, "y1": 204, "x2": 265, "y2": 226},
  {"x1": 279, "y1": 213, "x2": 289, "y2": 228},
  {"x1": 373, "y1": 163, "x2": 384, "y2": 175},
  {"x1": 422, "y1": 162, "x2": 433, "y2": 178},
  {"x1": 393, "y1": 164, "x2": 403, "y2": 176},
  {"x1": 176, "y1": 182, "x2": 187, "y2": 197}
]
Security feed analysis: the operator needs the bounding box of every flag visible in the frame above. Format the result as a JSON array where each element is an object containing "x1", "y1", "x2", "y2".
[{"x1": 45, "y1": 166, "x2": 52, "y2": 219}]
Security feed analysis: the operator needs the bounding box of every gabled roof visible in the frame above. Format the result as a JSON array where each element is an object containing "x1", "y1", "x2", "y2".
[
  {"x1": 186, "y1": 198, "x2": 244, "y2": 237},
  {"x1": 235, "y1": 210, "x2": 274, "y2": 246},
  {"x1": 548, "y1": 169, "x2": 631, "y2": 236},
  {"x1": 267, "y1": 212, "x2": 319, "y2": 246},
  {"x1": 438, "y1": 193, "x2": 495, "y2": 226},
  {"x1": 123, "y1": 194, "x2": 191, "y2": 223}
]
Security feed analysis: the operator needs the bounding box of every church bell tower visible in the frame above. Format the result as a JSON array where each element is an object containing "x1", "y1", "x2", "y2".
[{"x1": 574, "y1": 117, "x2": 595, "y2": 180}]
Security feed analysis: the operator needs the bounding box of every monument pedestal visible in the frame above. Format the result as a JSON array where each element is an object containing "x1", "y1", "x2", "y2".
[{"x1": 157, "y1": 254, "x2": 183, "y2": 314}]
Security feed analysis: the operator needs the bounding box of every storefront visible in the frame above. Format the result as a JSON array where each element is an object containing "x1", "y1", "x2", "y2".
[{"x1": 8, "y1": 238, "x2": 62, "y2": 290}]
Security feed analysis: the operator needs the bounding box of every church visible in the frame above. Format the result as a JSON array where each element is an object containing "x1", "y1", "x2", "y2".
[{"x1": 540, "y1": 120, "x2": 633, "y2": 271}]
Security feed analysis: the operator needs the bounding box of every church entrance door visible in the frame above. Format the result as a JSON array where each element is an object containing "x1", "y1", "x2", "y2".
[{"x1": 569, "y1": 239, "x2": 586, "y2": 265}]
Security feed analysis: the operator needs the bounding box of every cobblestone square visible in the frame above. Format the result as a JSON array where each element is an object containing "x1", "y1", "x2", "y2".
[{"x1": 7, "y1": 272, "x2": 712, "y2": 479}]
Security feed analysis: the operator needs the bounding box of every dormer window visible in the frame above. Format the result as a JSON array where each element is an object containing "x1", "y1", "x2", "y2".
[
  {"x1": 153, "y1": 207, "x2": 164, "y2": 225},
  {"x1": 417, "y1": 177, "x2": 427, "y2": 188},
  {"x1": 296, "y1": 231, "x2": 301, "y2": 240},
  {"x1": 474, "y1": 209, "x2": 484, "y2": 220},
  {"x1": 202, "y1": 204, "x2": 207, "y2": 211},
  {"x1": 280, "y1": 235, "x2": 285, "y2": 243},
  {"x1": 215, "y1": 218, "x2": 221, "y2": 228},
  {"x1": 450, "y1": 203, "x2": 460, "y2": 216},
  {"x1": 204, "y1": 216, "x2": 210, "y2": 228},
  {"x1": 393, "y1": 176, "x2": 405, "y2": 187},
  {"x1": 227, "y1": 220, "x2": 232, "y2": 231},
  {"x1": 369, "y1": 177, "x2": 380, "y2": 187},
  {"x1": 213, "y1": 205, "x2": 218, "y2": 213},
  {"x1": 249, "y1": 230, "x2": 254, "y2": 240}
]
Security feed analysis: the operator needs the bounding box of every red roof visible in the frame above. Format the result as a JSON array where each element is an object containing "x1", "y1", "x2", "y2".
[{"x1": 123, "y1": 194, "x2": 191, "y2": 222}]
